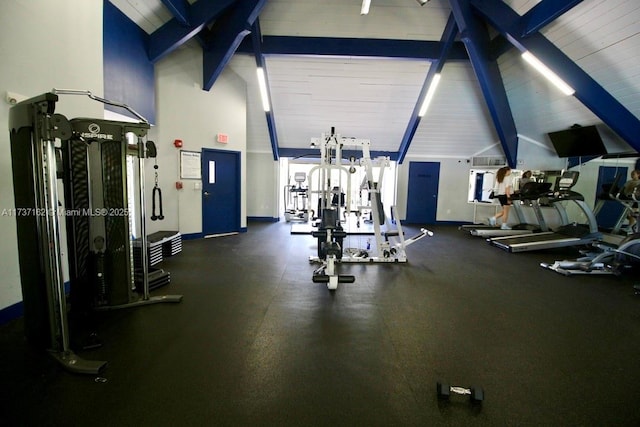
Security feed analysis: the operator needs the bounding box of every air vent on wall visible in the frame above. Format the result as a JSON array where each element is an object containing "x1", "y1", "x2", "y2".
[{"x1": 471, "y1": 156, "x2": 507, "y2": 167}]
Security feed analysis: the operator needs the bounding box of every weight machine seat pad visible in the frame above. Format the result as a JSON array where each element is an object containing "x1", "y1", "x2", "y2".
[{"x1": 312, "y1": 274, "x2": 355, "y2": 283}]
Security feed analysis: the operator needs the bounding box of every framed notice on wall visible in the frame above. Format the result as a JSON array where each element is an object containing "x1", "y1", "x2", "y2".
[{"x1": 180, "y1": 150, "x2": 201, "y2": 179}]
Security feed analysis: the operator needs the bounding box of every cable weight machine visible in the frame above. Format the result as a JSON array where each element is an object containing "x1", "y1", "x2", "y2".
[
  {"x1": 307, "y1": 128, "x2": 432, "y2": 290},
  {"x1": 9, "y1": 91, "x2": 182, "y2": 374}
]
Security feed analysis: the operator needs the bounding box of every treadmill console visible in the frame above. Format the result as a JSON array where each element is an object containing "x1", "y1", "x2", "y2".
[{"x1": 550, "y1": 171, "x2": 583, "y2": 201}]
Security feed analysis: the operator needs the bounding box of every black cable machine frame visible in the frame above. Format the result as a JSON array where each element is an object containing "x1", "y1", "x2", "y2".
[{"x1": 9, "y1": 91, "x2": 182, "y2": 374}]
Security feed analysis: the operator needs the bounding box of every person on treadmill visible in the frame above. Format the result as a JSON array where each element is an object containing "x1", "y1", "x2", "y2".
[
  {"x1": 488, "y1": 167, "x2": 513, "y2": 230},
  {"x1": 520, "y1": 170, "x2": 533, "y2": 187}
]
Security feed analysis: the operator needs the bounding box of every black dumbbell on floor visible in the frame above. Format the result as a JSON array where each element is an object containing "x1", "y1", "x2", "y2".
[{"x1": 437, "y1": 381, "x2": 484, "y2": 404}]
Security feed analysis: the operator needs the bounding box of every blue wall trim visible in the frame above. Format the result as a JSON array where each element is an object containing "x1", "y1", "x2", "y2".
[
  {"x1": 0, "y1": 301, "x2": 23, "y2": 325},
  {"x1": 248, "y1": 216, "x2": 279, "y2": 222},
  {"x1": 0, "y1": 281, "x2": 71, "y2": 325},
  {"x1": 103, "y1": 0, "x2": 156, "y2": 123},
  {"x1": 182, "y1": 232, "x2": 204, "y2": 240}
]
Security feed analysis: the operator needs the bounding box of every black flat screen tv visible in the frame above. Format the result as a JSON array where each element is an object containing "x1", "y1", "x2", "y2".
[{"x1": 547, "y1": 125, "x2": 607, "y2": 158}]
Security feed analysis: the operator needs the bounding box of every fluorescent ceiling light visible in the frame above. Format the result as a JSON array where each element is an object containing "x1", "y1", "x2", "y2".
[
  {"x1": 256, "y1": 67, "x2": 270, "y2": 112},
  {"x1": 361, "y1": 0, "x2": 371, "y2": 15},
  {"x1": 418, "y1": 73, "x2": 441, "y2": 117},
  {"x1": 521, "y1": 51, "x2": 575, "y2": 96}
]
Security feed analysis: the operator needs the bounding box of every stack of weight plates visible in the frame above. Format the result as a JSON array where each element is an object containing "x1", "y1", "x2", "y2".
[
  {"x1": 133, "y1": 239, "x2": 164, "y2": 268},
  {"x1": 134, "y1": 267, "x2": 171, "y2": 291},
  {"x1": 162, "y1": 232, "x2": 182, "y2": 257}
]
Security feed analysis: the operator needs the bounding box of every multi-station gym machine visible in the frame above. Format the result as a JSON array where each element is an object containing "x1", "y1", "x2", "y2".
[
  {"x1": 8, "y1": 90, "x2": 182, "y2": 374},
  {"x1": 308, "y1": 128, "x2": 432, "y2": 290}
]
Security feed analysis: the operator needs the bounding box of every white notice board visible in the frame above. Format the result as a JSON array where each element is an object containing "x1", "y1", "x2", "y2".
[{"x1": 180, "y1": 150, "x2": 201, "y2": 179}]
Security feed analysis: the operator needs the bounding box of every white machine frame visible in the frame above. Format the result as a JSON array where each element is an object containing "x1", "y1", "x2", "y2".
[{"x1": 307, "y1": 130, "x2": 431, "y2": 289}]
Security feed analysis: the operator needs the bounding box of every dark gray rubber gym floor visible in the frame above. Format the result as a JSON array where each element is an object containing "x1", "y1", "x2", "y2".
[{"x1": 2, "y1": 222, "x2": 639, "y2": 426}]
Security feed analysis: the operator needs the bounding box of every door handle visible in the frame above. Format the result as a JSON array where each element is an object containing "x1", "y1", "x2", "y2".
[{"x1": 204, "y1": 191, "x2": 210, "y2": 197}]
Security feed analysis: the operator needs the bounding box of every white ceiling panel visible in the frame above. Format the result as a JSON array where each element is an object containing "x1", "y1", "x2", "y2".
[
  {"x1": 109, "y1": 0, "x2": 173, "y2": 33},
  {"x1": 265, "y1": 55, "x2": 431, "y2": 151},
  {"x1": 259, "y1": 0, "x2": 452, "y2": 40},
  {"x1": 409, "y1": 62, "x2": 499, "y2": 158}
]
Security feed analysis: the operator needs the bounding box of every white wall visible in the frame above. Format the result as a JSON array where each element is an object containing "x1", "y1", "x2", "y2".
[
  {"x1": 147, "y1": 43, "x2": 248, "y2": 235},
  {"x1": 247, "y1": 153, "x2": 279, "y2": 219},
  {"x1": 0, "y1": 0, "x2": 104, "y2": 311},
  {"x1": 395, "y1": 157, "x2": 474, "y2": 223},
  {"x1": 392, "y1": 136, "x2": 569, "y2": 224}
]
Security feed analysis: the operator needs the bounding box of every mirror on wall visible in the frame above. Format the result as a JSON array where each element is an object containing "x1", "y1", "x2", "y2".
[
  {"x1": 568, "y1": 154, "x2": 640, "y2": 234},
  {"x1": 468, "y1": 169, "x2": 562, "y2": 203}
]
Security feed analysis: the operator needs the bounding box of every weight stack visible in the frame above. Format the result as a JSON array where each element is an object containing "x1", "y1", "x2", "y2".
[
  {"x1": 162, "y1": 234, "x2": 182, "y2": 257},
  {"x1": 146, "y1": 230, "x2": 182, "y2": 257},
  {"x1": 133, "y1": 240, "x2": 163, "y2": 267},
  {"x1": 134, "y1": 267, "x2": 171, "y2": 292}
]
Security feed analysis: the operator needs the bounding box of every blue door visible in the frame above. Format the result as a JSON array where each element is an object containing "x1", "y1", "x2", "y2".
[
  {"x1": 202, "y1": 149, "x2": 240, "y2": 235},
  {"x1": 406, "y1": 161, "x2": 440, "y2": 224},
  {"x1": 595, "y1": 165, "x2": 627, "y2": 230}
]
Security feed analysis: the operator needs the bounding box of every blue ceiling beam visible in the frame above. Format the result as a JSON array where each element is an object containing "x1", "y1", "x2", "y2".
[
  {"x1": 160, "y1": 0, "x2": 190, "y2": 26},
  {"x1": 397, "y1": 13, "x2": 459, "y2": 164},
  {"x1": 489, "y1": 1, "x2": 583, "y2": 59},
  {"x1": 278, "y1": 148, "x2": 398, "y2": 161},
  {"x1": 488, "y1": 34, "x2": 511, "y2": 60},
  {"x1": 237, "y1": 36, "x2": 468, "y2": 61},
  {"x1": 471, "y1": 0, "x2": 640, "y2": 152},
  {"x1": 450, "y1": 0, "x2": 519, "y2": 167},
  {"x1": 521, "y1": 0, "x2": 584, "y2": 37},
  {"x1": 148, "y1": 0, "x2": 236, "y2": 63},
  {"x1": 203, "y1": 0, "x2": 268, "y2": 91},
  {"x1": 251, "y1": 20, "x2": 279, "y2": 161}
]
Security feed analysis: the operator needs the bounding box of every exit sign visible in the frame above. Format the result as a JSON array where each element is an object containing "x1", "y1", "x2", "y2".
[{"x1": 217, "y1": 133, "x2": 228, "y2": 143}]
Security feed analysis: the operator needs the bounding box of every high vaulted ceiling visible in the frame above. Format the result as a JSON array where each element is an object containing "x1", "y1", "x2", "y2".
[{"x1": 110, "y1": 0, "x2": 640, "y2": 164}]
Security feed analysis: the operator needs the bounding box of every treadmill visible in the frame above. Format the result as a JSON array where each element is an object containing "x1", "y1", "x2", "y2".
[
  {"x1": 489, "y1": 171, "x2": 603, "y2": 253},
  {"x1": 462, "y1": 182, "x2": 558, "y2": 238}
]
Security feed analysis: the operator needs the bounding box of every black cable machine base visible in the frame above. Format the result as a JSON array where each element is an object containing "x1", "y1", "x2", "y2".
[
  {"x1": 48, "y1": 349, "x2": 107, "y2": 375},
  {"x1": 95, "y1": 294, "x2": 183, "y2": 311},
  {"x1": 135, "y1": 268, "x2": 171, "y2": 292}
]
